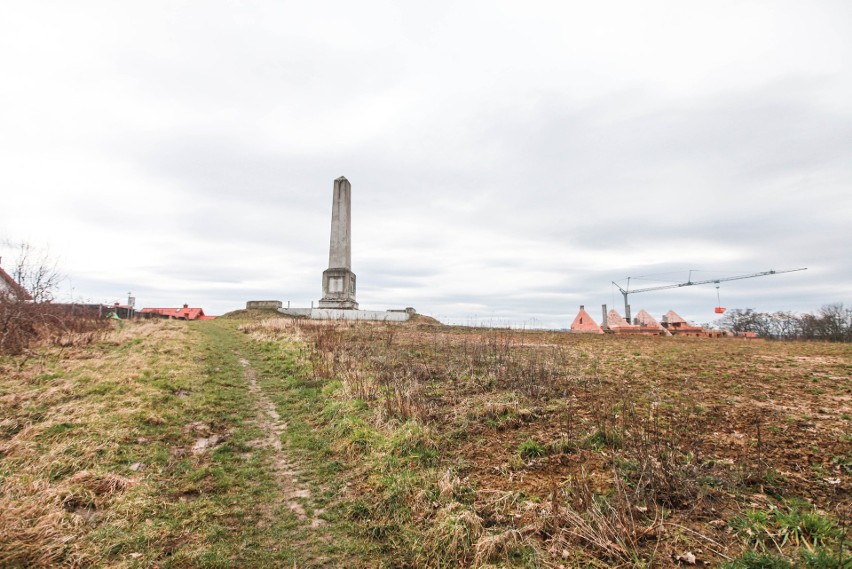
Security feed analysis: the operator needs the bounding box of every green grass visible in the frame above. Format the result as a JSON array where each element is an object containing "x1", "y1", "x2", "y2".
[
  {"x1": 518, "y1": 438, "x2": 546, "y2": 459},
  {"x1": 727, "y1": 500, "x2": 848, "y2": 568},
  {"x1": 0, "y1": 319, "x2": 387, "y2": 567}
]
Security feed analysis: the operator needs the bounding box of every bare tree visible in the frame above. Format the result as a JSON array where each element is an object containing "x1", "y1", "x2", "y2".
[
  {"x1": 0, "y1": 241, "x2": 70, "y2": 355},
  {"x1": 717, "y1": 308, "x2": 773, "y2": 337},
  {"x1": 816, "y1": 303, "x2": 851, "y2": 342},
  {"x1": 770, "y1": 311, "x2": 802, "y2": 339},
  {"x1": 716, "y1": 304, "x2": 850, "y2": 342},
  {"x1": 4, "y1": 241, "x2": 62, "y2": 302}
]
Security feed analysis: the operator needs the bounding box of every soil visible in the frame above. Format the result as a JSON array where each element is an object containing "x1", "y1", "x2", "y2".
[{"x1": 301, "y1": 322, "x2": 851, "y2": 566}]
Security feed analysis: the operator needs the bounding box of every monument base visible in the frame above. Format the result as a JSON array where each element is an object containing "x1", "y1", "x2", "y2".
[
  {"x1": 319, "y1": 268, "x2": 358, "y2": 310},
  {"x1": 317, "y1": 299, "x2": 359, "y2": 309},
  {"x1": 278, "y1": 308, "x2": 410, "y2": 321}
]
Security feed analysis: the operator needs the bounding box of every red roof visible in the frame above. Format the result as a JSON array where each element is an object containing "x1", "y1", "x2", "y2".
[
  {"x1": 0, "y1": 264, "x2": 32, "y2": 301},
  {"x1": 140, "y1": 305, "x2": 215, "y2": 320}
]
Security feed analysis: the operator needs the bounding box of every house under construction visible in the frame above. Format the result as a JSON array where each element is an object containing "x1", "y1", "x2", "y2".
[
  {"x1": 568, "y1": 305, "x2": 752, "y2": 338},
  {"x1": 569, "y1": 305, "x2": 604, "y2": 334}
]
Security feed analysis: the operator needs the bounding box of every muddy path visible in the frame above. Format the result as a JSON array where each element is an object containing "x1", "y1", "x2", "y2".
[{"x1": 238, "y1": 356, "x2": 326, "y2": 528}]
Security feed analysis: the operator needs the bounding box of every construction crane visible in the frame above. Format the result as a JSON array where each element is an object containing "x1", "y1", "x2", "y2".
[{"x1": 611, "y1": 268, "x2": 807, "y2": 322}]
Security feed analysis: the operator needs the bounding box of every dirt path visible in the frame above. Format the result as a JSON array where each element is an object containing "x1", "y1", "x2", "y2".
[{"x1": 238, "y1": 357, "x2": 325, "y2": 528}]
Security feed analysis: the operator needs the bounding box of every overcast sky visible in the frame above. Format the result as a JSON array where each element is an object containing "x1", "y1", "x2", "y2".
[{"x1": 1, "y1": 1, "x2": 850, "y2": 327}]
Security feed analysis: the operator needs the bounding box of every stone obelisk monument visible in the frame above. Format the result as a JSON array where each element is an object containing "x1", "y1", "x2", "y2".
[{"x1": 318, "y1": 176, "x2": 358, "y2": 309}]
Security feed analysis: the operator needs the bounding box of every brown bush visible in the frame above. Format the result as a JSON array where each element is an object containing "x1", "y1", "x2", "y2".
[{"x1": 0, "y1": 297, "x2": 110, "y2": 355}]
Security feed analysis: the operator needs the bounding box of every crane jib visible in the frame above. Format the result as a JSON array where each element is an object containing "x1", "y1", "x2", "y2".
[{"x1": 611, "y1": 268, "x2": 807, "y2": 321}]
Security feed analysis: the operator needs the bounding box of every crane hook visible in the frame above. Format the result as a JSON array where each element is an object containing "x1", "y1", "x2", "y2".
[{"x1": 714, "y1": 282, "x2": 726, "y2": 314}]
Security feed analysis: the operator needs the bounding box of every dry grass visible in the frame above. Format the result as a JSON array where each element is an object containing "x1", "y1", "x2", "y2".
[
  {"x1": 5, "y1": 315, "x2": 848, "y2": 567},
  {"x1": 472, "y1": 528, "x2": 526, "y2": 566},
  {"x1": 548, "y1": 468, "x2": 660, "y2": 566},
  {"x1": 0, "y1": 480, "x2": 81, "y2": 567},
  {"x1": 420, "y1": 502, "x2": 484, "y2": 566},
  {"x1": 0, "y1": 320, "x2": 196, "y2": 566},
  {"x1": 257, "y1": 318, "x2": 851, "y2": 567}
]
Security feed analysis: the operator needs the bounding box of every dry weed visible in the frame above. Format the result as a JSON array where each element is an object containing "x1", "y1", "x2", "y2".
[
  {"x1": 549, "y1": 468, "x2": 659, "y2": 565},
  {"x1": 341, "y1": 367, "x2": 377, "y2": 401},
  {"x1": 438, "y1": 469, "x2": 462, "y2": 500},
  {"x1": 472, "y1": 528, "x2": 525, "y2": 566},
  {"x1": 375, "y1": 364, "x2": 425, "y2": 422},
  {"x1": 421, "y1": 502, "x2": 484, "y2": 566},
  {"x1": 238, "y1": 317, "x2": 303, "y2": 342},
  {"x1": 239, "y1": 314, "x2": 852, "y2": 566}
]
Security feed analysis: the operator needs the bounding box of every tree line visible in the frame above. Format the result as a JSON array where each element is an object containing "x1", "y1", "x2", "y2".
[{"x1": 714, "y1": 304, "x2": 851, "y2": 342}]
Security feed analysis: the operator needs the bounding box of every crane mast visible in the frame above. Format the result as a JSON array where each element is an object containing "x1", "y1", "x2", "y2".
[{"x1": 611, "y1": 268, "x2": 807, "y2": 322}]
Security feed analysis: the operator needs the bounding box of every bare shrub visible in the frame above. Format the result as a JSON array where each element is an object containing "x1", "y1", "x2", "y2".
[
  {"x1": 3, "y1": 241, "x2": 61, "y2": 303},
  {"x1": 374, "y1": 360, "x2": 425, "y2": 422},
  {"x1": 549, "y1": 468, "x2": 659, "y2": 565},
  {"x1": 42, "y1": 306, "x2": 111, "y2": 349},
  {"x1": 0, "y1": 296, "x2": 40, "y2": 355},
  {"x1": 624, "y1": 445, "x2": 702, "y2": 509},
  {"x1": 717, "y1": 304, "x2": 852, "y2": 341},
  {"x1": 616, "y1": 398, "x2": 704, "y2": 509},
  {"x1": 0, "y1": 299, "x2": 110, "y2": 356},
  {"x1": 341, "y1": 367, "x2": 377, "y2": 400}
]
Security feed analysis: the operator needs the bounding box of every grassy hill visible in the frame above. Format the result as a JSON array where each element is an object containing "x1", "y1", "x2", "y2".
[{"x1": 1, "y1": 317, "x2": 849, "y2": 567}]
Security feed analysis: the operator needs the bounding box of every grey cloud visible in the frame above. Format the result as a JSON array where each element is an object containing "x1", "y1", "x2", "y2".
[{"x1": 4, "y1": 2, "x2": 851, "y2": 325}]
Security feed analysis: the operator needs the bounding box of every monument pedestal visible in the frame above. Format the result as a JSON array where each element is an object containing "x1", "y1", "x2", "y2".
[{"x1": 318, "y1": 268, "x2": 358, "y2": 309}]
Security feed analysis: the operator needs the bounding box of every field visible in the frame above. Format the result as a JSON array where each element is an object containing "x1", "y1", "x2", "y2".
[{"x1": 1, "y1": 313, "x2": 849, "y2": 567}]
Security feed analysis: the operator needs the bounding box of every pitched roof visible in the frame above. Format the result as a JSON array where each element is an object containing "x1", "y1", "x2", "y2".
[
  {"x1": 662, "y1": 310, "x2": 704, "y2": 331},
  {"x1": 0, "y1": 265, "x2": 32, "y2": 301},
  {"x1": 570, "y1": 306, "x2": 603, "y2": 333},
  {"x1": 607, "y1": 309, "x2": 633, "y2": 328},
  {"x1": 634, "y1": 309, "x2": 672, "y2": 336},
  {"x1": 663, "y1": 310, "x2": 688, "y2": 324},
  {"x1": 634, "y1": 309, "x2": 663, "y2": 328}
]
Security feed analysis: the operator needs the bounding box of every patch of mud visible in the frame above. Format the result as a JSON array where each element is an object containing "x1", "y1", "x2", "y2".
[
  {"x1": 182, "y1": 421, "x2": 228, "y2": 455},
  {"x1": 192, "y1": 435, "x2": 222, "y2": 454},
  {"x1": 238, "y1": 357, "x2": 325, "y2": 527}
]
